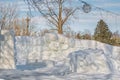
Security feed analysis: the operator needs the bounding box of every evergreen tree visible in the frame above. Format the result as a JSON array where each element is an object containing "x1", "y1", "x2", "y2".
[{"x1": 94, "y1": 19, "x2": 112, "y2": 44}]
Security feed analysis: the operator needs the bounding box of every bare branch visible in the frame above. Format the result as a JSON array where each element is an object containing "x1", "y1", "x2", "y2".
[
  {"x1": 25, "y1": 0, "x2": 79, "y2": 34},
  {"x1": 62, "y1": 8, "x2": 78, "y2": 26},
  {"x1": 0, "y1": 3, "x2": 18, "y2": 29}
]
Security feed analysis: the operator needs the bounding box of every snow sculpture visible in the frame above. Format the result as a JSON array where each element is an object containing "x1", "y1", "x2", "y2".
[
  {"x1": 0, "y1": 30, "x2": 15, "y2": 69},
  {"x1": 68, "y1": 49, "x2": 113, "y2": 74}
]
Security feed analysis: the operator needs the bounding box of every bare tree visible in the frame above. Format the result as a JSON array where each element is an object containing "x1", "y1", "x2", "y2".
[
  {"x1": 25, "y1": 0, "x2": 80, "y2": 34},
  {"x1": 0, "y1": 3, "x2": 17, "y2": 30}
]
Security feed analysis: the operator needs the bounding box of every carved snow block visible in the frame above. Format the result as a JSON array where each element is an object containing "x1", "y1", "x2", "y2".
[{"x1": 0, "y1": 30, "x2": 15, "y2": 69}]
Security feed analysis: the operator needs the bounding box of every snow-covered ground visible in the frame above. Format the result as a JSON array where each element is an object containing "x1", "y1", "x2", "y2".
[
  {"x1": 0, "y1": 69, "x2": 120, "y2": 80},
  {"x1": 0, "y1": 33, "x2": 120, "y2": 80}
]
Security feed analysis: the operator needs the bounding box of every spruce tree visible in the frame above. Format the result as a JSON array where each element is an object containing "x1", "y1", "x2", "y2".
[{"x1": 94, "y1": 19, "x2": 112, "y2": 44}]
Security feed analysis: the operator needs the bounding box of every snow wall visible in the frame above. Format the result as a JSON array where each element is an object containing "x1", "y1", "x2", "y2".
[
  {"x1": 0, "y1": 30, "x2": 15, "y2": 69},
  {"x1": 15, "y1": 33, "x2": 120, "y2": 74}
]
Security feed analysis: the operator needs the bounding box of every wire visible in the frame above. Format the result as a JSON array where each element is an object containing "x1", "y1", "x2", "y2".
[{"x1": 78, "y1": 0, "x2": 120, "y2": 16}]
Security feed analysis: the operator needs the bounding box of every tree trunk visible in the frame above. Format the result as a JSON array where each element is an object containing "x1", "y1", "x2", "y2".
[
  {"x1": 58, "y1": 25, "x2": 63, "y2": 34},
  {"x1": 58, "y1": 0, "x2": 63, "y2": 34}
]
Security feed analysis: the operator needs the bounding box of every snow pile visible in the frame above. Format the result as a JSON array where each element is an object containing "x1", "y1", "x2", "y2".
[{"x1": 15, "y1": 33, "x2": 120, "y2": 74}]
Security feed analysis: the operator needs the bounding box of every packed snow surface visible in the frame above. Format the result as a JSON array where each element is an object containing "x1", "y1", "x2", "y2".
[{"x1": 0, "y1": 69, "x2": 120, "y2": 80}]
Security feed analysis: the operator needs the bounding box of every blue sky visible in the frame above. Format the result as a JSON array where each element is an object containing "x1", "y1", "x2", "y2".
[{"x1": 0, "y1": 0, "x2": 120, "y2": 34}]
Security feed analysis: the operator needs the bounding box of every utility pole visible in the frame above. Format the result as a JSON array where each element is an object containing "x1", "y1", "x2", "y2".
[{"x1": 25, "y1": 15, "x2": 30, "y2": 35}]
